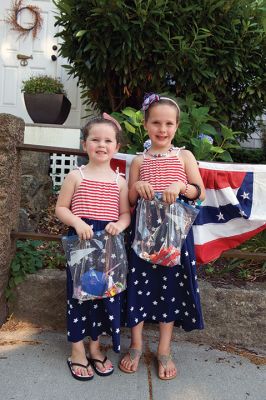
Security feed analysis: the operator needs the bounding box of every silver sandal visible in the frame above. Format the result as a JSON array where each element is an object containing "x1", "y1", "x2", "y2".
[
  {"x1": 157, "y1": 354, "x2": 177, "y2": 380},
  {"x1": 119, "y1": 348, "x2": 142, "y2": 373}
]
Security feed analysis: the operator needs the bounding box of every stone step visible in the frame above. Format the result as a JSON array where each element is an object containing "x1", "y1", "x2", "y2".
[{"x1": 8, "y1": 269, "x2": 266, "y2": 350}]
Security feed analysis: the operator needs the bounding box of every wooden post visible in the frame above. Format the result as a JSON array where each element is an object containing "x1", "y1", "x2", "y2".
[{"x1": 0, "y1": 114, "x2": 24, "y2": 325}]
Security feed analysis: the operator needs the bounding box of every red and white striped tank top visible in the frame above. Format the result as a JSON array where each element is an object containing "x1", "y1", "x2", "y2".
[
  {"x1": 71, "y1": 167, "x2": 120, "y2": 221},
  {"x1": 140, "y1": 150, "x2": 187, "y2": 191}
]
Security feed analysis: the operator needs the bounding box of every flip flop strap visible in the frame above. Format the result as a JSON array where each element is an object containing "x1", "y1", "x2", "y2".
[
  {"x1": 157, "y1": 354, "x2": 172, "y2": 369},
  {"x1": 70, "y1": 360, "x2": 90, "y2": 369},
  {"x1": 91, "y1": 356, "x2": 107, "y2": 366},
  {"x1": 128, "y1": 348, "x2": 142, "y2": 362}
]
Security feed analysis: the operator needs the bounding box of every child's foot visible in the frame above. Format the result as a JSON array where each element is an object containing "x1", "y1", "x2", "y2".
[
  {"x1": 67, "y1": 358, "x2": 94, "y2": 381},
  {"x1": 119, "y1": 348, "x2": 142, "y2": 373},
  {"x1": 157, "y1": 354, "x2": 177, "y2": 380},
  {"x1": 69, "y1": 343, "x2": 94, "y2": 380},
  {"x1": 89, "y1": 349, "x2": 114, "y2": 376}
]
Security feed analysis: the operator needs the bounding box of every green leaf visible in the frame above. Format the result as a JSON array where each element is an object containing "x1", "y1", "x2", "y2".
[
  {"x1": 11, "y1": 262, "x2": 21, "y2": 272},
  {"x1": 217, "y1": 150, "x2": 233, "y2": 162},
  {"x1": 191, "y1": 138, "x2": 212, "y2": 160},
  {"x1": 75, "y1": 30, "x2": 87, "y2": 38},
  {"x1": 127, "y1": 144, "x2": 139, "y2": 154},
  {"x1": 210, "y1": 146, "x2": 225, "y2": 153},
  {"x1": 122, "y1": 108, "x2": 138, "y2": 120},
  {"x1": 220, "y1": 124, "x2": 236, "y2": 140},
  {"x1": 123, "y1": 121, "x2": 136, "y2": 133},
  {"x1": 14, "y1": 276, "x2": 25, "y2": 285},
  {"x1": 200, "y1": 124, "x2": 217, "y2": 136}
]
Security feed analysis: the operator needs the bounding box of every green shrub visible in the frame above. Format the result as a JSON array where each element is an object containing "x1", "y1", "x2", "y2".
[
  {"x1": 6, "y1": 240, "x2": 65, "y2": 300},
  {"x1": 54, "y1": 0, "x2": 265, "y2": 139},
  {"x1": 112, "y1": 107, "x2": 148, "y2": 154},
  {"x1": 21, "y1": 75, "x2": 66, "y2": 94},
  {"x1": 232, "y1": 147, "x2": 266, "y2": 164}
]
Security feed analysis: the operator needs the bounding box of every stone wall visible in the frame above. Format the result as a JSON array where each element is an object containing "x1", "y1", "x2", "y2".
[
  {"x1": 0, "y1": 114, "x2": 24, "y2": 325},
  {"x1": 171, "y1": 281, "x2": 266, "y2": 350},
  {"x1": 8, "y1": 270, "x2": 266, "y2": 350},
  {"x1": 0, "y1": 114, "x2": 52, "y2": 325},
  {"x1": 19, "y1": 151, "x2": 52, "y2": 231}
]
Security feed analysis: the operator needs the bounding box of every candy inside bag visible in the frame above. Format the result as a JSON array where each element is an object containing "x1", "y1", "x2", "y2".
[
  {"x1": 132, "y1": 194, "x2": 199, "y2": 267},
  {"x1": 62, "y1": 231, "x2": 128, "y2": 300}
]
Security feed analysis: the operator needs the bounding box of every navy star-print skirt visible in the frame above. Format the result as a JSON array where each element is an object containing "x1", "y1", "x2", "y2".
[
  {"x1": 125, "y1": 225, "x2": 204, "y2": 331},
  {"x1": 66, "y1": 219, "x2": 125, "y2": 353}
]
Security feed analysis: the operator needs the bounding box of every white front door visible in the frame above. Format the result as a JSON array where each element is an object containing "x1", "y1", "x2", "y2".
[{"x1": 0, "y1": 0, "x2": 82, "y2": 126}]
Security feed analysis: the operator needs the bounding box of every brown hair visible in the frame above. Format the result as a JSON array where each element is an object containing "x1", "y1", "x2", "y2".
[
  {"x1": 81, "y1": 117, "x2": 123, "y2": 143},
  {"x1": 144, "y1": 97, "x2": 180, "y2": 123}
]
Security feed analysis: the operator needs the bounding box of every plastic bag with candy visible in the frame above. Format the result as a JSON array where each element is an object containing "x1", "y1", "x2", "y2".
[
  {"x1": 132, "y1": 194, "x2": 199, "y2": 267},
  {"x1": 62, "y1": 231, "x2": 128, "y2": 300}
]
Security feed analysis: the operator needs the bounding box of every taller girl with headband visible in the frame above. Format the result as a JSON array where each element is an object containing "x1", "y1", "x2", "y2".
[
  {"x1": 119, "y1": 93, "x2": 205, "y2": 380},
  {"x1": 56, "y1": 115, "x2": 130, "y2": 381}
]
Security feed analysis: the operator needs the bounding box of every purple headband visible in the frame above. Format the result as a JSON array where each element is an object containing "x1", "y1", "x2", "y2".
[
  {"x1": 142, "y1": 93, "x2": 180, "y2": 115},
  {"x1": 142, "y1": 93, "x2": 160, "y2": 111}
]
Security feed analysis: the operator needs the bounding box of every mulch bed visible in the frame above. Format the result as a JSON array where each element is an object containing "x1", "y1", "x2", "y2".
[{"x1": 37, "y1": 193, "x2": 67, "y2": 236}]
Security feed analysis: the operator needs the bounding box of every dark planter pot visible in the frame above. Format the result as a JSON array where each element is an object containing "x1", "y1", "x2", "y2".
[{"x1": 24, "y1": 93, "x2": 71, "y2": 124}]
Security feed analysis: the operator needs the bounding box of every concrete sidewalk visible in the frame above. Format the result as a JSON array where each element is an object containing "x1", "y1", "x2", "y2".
[{"x1": 0, "y1": 324, "x2": 265, "y2": 400}]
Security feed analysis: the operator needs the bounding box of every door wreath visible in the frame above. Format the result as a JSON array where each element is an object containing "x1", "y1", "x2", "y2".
[{"x1": 6, "y1": 0, "x2": 43, "y2": 39}]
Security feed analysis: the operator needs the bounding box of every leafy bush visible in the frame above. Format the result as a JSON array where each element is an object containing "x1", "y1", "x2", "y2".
[
  {"x1": 6, "y1": 240, "x2": 65, "y2": 300},
  {"x1": 176, "y1": 96, "x2": 241, "y2": 161},
  {"x1": 54, "y1": 0, "x2": 265, "y2": 139},
  {"x1": 232, "y1": 147, "x2": 266, "y2": 164},
  {"x1": 21, "y1": 75, "x2": 66, "y2": 94},
  {"x1": 112, "y1": 108, "x2": 148, "y2": 154}
]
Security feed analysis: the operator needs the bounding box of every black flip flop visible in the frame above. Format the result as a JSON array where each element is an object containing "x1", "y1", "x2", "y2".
[
  {"x1": 88, "y1": 356, "x2": 114, "y2": 377},
  {"x1": 67, "y1": 358, "x2": 94, "y2": 381}
]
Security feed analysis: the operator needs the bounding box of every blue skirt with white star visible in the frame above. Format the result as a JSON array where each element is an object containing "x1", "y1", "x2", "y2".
[
  {"x1": 66, "y1": 219, "x2": 125, "y2": 353},
  {"x1": 126, "y1": 219, "x2": 204, "y2": 331}
]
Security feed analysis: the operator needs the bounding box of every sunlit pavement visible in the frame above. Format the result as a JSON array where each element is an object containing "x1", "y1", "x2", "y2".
[{"x1": 0, "y1": 324, "x2": 265, "y2": 400}]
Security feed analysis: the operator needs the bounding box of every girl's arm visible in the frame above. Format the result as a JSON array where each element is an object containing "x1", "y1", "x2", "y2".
[
  {"x1": 182, "y1": 150, "x2": 206, "y2": 201},
  {"x1": 162, "y1": 150, "x2": 205, "y2": 204},
  {"x1": 128, "y1": 156, "x2": 154, "y2": 206},
  {"x1": 55, "y1": 171, "x2": 93, "y2": 239},
  {"x1": 105, "y1": 177, "x2": 131, "y2": 235}
]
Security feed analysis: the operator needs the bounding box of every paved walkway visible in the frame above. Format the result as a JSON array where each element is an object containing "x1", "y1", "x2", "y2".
[{"x1": 0, "y1": 325, "x2": 265, "y2": 400}]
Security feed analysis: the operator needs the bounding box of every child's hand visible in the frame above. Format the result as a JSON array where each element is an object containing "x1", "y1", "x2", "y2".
[
  {"x1": 105, "y1": 222, "x2": 123, "y2": 235},
  {"x1": 73, "y1": 220, "x2": 94, "y2": 240},
  {"x1": 163, "y1": 182, "x2": 185, "y2": 204},
  {"x1": 135, "y1": 180, "x2": 154, "y2": 200}
]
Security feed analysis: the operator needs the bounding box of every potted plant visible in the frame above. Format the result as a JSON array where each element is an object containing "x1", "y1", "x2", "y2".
[{"x1": 21, "y1": 75, "x2": 71, "y2": 124}]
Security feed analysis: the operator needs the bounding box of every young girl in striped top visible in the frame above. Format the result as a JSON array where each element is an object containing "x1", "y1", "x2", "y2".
[
  {"x1": 56, "y1": 115, "x2": 130, "y2": 381},
  {"x1": 119, "y1": 94, "x2": 205, "y2": 380}
]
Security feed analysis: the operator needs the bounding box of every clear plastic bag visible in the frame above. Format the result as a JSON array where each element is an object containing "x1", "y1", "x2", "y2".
[
  {"x1": 62, "y1": 231, "x2": 128, "y2": 300},
  {"x1": 132, "y1": 194, "x2": 199, "y2": 267}
]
